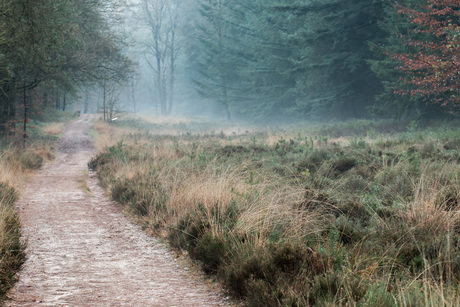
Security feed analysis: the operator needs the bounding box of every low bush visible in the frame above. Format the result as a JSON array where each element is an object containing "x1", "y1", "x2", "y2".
[
  {"x1": 110, "y1": 174, "x2": 167, "y2": 217},
  {"x1": 19, "y1": 151, "x2": 43, "y2": 170},
  {"x1": 0, "y1": 181, "x2": 24, "y2": 298},
  {"x1": 0, "y1": 115, "x2": 62, "y2": 300},
  {"x1": 0, "y1": 202, "x2": 24, "y2": 297},
  {"x1": 221, "y1": 241, "x2": 325, "y2": 305},
  {"x1": 0, "y1": 182, "x2": 18, "y2": 205},
  {"x1": 91, "y1": 117, "x2": 460, "y2": 306}
]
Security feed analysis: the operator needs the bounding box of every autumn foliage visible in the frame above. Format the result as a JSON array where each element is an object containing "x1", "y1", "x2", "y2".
[{"x1": 389, "y1": 0, "x2": 460, "y2": 106}]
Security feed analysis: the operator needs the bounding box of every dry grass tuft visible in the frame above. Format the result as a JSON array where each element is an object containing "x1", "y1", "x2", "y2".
[
  {"x1": 0, "y1": 111, "x2": 77, "y2": 299},
  {"x1": 90, "y1": 115, "x2": 460, "y2": 306},
  {"x1": 77, "y1": 171, "x2": 92, "y2": 195},
  {"x1": 0, "y1": 146, "x2": 32, "y2": 297},
  {"x1": 91, "y1": 120, "x2": 128, "y2": 151},
  {"x1": 33, "y1": 144, "x2": 54, "y2": 161},
  {"x1": 42, "y1": 122, "x2": 65, "y2": 136},
  {"x1": 405, "y1": 163, "x2": 460, "y2": 233},
  {"x1": 0, "y1": 149, "x2": 26, "y2": 188}
]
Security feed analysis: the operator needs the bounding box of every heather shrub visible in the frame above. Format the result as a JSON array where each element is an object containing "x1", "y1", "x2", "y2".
[{"x1": 91, "y1": 116, "x2": 460, "y2": 305}]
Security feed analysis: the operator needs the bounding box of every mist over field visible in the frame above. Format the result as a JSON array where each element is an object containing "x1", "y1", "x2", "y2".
[
  {"x1": 1, "y1": 0, "x2": 460, "y2": 306},
  {"x1": 69, "y1": 0, "x2": 456, "y2": 125}
]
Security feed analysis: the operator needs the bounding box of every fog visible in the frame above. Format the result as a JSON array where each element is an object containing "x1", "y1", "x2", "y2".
[{"x1": 70, "y1": 0, "x2": 451, "y2": 125}]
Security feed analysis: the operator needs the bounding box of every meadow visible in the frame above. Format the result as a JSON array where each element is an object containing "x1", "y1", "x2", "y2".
[{"x1": 90, "y1": 116, "x2": 460, "y2": 306}]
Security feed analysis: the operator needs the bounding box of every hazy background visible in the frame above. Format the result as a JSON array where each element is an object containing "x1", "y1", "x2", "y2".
[{"x1": 74, "y1": 0, "x2": 436, "y2": 124}]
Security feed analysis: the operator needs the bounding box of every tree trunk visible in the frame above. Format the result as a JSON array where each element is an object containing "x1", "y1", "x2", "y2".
[
  {"x1": 167, "y1": 74, "x2": 173, "y2": 115},
  {"x1": 103, "y1": 82, "x2": 106, "y2": 122},
  {"x1": 55, "y1": 89, "x2": 60, "y2": 109},
  {"x1": 131, "y1": 82, "x2": 136, "y2": 113},
  {"x1": 221, "y1": 75, "x2": 231, "y2": 120},
  {"x1": 155, "y1": 32, "x2": 165, "y2": 115},
  {"x1": 23, "y1": 83, "x2": 27, "y2": 147},
  {"x1": 84, "y1": 88, "x2": 89, "y2": 114},
  {"x1": 96, "y1": 88, "x2": 101, "y2": 114},
  {"x1": 0, "y1": 86, "x2": 15, "y2": 137},
  {"x1": 168, "y1": 33, "x2": 175, "y2": 116},
  {"x1": 43, "y1": 90, "x2": 48, "y2": 107},
  {"x1": 216, "y1": 2, "x2": 230, "y2": 120},
  {"x1": 62, "y1": 93, "x2": 66, "y2": 111},
  {"x1": 162, "y1": 65, "x2": 167, "y2": 115},
  {"x1": 8, "y1": 102, "x2": 15, "y2": 137}
]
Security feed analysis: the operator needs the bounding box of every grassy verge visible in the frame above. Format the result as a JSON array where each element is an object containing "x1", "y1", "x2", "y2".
[
  {"x1": 0, "y1": 109, "x2": 74, "y2": 301},
  {"x1": 90, "y1": 116, "x2": 460, "y2": 306}
]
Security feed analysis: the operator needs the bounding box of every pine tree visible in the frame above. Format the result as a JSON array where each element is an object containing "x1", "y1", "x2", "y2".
[
  {"x1": 276, "y1": 0, "x2": 385, "y2": 119},
  {"x1": 190, "y1": 0, "x2": 386, "y2": 120},
  {"x1": 234, "y1": 0, "x2": 298, "y2": 119},
  {"x1": 192, "y1": 0, "x2": 239, "y2": 119}
]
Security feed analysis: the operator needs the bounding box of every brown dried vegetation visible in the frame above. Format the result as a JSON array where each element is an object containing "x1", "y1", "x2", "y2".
[{"x1": 91, "y1": 117, "x2": 460, "y2": 306}]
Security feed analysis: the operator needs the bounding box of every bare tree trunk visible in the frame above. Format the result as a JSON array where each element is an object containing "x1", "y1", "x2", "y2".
[
  {"x1": 217, "y1": 2, "x2": 230, "y2": 120},
  {"x1": 167, "y1": 28, "x2": 175, "y2": 116},
  {"x1": 156, "y1": 53, "x2": 166, "y2": 116},
  {"x1": 168, "y1": 69, "x2": 174, "y2": 115},
  {"x1": 103, "y1": 81, "x2": 106, "y2": 121},
  {"x1": 131, "y1": 82, "x2": 137, "y2": 113},
  {"x1": 161, "y1": 65, "x2": 167, "y2": 115},
  {"x1": 8, "y1": 102, "x2": 15, "y2": 138},
  {"x1": 84, "y1": 88, "x2": 89, "y2": 114},
  {"x1": 109, "y1": 104, "x2": 113, "y2": 122},
  {"x1": 143, "y1": 0, "x2": 171, "y2": 116},
  {"x1": 221, "y1": 75, "x2": 230, "y2": 120},
  {"x1": 96, "y1": 88, "x2": 101, "y2": 114},
  {"x1": 154, "y1": 13, "x2": 165, "y2": 115}
]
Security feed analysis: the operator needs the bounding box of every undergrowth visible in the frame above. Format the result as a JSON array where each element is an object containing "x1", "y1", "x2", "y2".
[
  {"x1": 0, "y1": 109, "x2": 70, "y2": 301},
  {"x1": 91, "y1": 116, "x2": 460, "y2": 306}
]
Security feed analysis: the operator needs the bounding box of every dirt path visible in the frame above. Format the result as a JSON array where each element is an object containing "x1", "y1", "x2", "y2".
[{"x1": 6, "y1": 115, "x2": 228, "y2": 306}]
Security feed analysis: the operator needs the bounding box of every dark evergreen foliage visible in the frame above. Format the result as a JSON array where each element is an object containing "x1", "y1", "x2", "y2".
[
  {"x1": 189, "y1": 0, "x2": 387, "y2": 120},
  {"x1": 1, "y1": 0, "x2": 456, "y2": 125},
  {"x1": 273, "y1": 0, "x2": 385, "y2": 119}
]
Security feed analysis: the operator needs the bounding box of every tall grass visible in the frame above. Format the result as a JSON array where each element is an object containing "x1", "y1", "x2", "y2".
[
  {"x1": 0, "y1": 146, "x2": 37, "y2": 299},
  {"x1": 91, "y1": 117, "x2": 460, "y2": 306},
  {"x1": 0, "y1": 117, "x2": 61, "y2": 301},
  {"x1": 42, "y1": 122, "x2": 65, "y2": 136}
]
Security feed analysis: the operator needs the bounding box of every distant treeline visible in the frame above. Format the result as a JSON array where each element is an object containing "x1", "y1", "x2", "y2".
[
  {"x1": 1, "y1": 0, "x2": 458, "y2": 131},
  {"x1": 0, "y1": 0, "x2": 133, "y2": 137},
  {"x1": 188, "y1": 0, "x2": 459, "y2": 120}
]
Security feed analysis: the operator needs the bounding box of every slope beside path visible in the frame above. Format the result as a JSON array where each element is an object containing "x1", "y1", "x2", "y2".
[{"x1": 6, "y1": 114, "x2": 227, "y2": 306}]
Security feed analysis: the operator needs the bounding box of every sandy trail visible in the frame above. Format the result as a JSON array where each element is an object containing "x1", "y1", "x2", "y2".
[{"x1": 6, "y1": 115, "x2": 227, "y2": 306}]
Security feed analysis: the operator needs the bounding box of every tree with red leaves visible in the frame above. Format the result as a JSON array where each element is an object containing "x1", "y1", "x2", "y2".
[{"x1": 388, "y1": 0, "x2": 460, "y2": 107}]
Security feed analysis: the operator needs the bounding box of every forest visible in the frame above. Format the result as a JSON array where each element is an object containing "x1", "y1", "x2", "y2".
[{"x1": 0, "y1": 0, "x2": 458, "y2": 132}]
